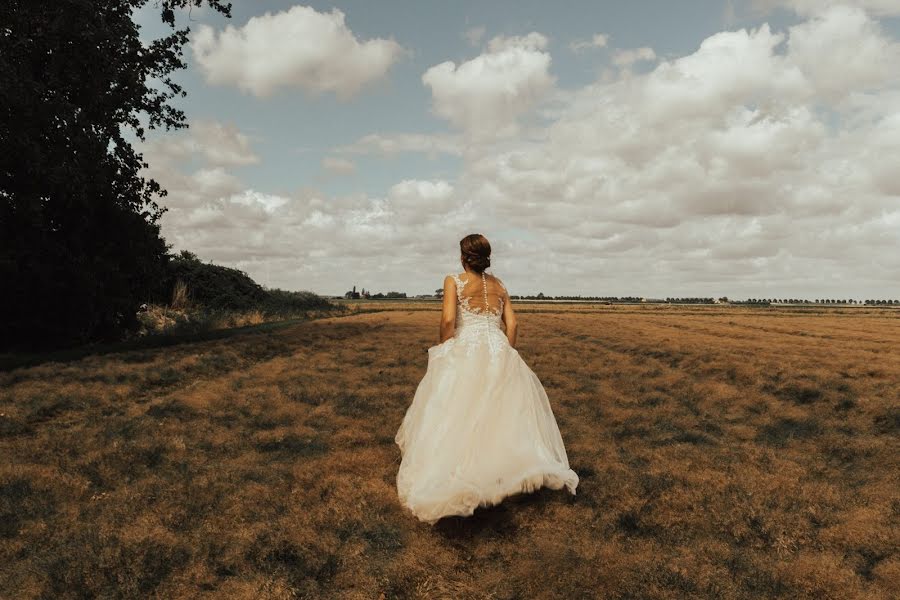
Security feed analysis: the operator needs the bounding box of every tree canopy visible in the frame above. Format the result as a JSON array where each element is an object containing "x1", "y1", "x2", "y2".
[{"x1": 0, "y1": 1, "x2": 231, "y2": 349}]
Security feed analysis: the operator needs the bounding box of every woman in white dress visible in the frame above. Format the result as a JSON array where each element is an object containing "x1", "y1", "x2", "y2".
[{"x1": 395, "y1": 233, "x2": 579, "y2": 524}]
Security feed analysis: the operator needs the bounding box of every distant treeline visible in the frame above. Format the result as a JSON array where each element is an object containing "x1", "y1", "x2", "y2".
[
  {"x1": 511, "y1": 295, "x2": 655, "y2": 302},
  {"x1": 739, "y1": 299, "x2": 899, "y2": 305},
  {"x1": 360, "y1": 293, "x2": 899, "y2": 305},
  {"x1": 510, "y1": 296, "x2": 899, "y2": 304}
]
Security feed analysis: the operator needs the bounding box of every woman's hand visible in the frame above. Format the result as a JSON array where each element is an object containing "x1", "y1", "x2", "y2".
[
  {"x1": 439, "y1": 275, "x2": 457, "y2": 343},
  {"x1": 502, "y1": 288, "x2": 517, "y2": 348}
]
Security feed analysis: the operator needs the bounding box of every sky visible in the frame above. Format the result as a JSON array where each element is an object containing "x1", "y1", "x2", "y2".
[{"x1": 135, "y1": 1, "x2": 900, "y2": 299}]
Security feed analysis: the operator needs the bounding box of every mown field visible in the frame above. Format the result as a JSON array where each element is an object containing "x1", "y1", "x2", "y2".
[{"x1": 1, "y1": 303, "x2": 898, "y2": 599}]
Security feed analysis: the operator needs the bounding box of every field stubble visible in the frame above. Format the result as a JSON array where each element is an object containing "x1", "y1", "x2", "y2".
[{"x1": 0, "y1": 303, "x2": 897, "y2": 599}]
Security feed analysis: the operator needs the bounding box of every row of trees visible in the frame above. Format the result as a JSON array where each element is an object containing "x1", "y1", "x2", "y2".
[
  {"x1": 1, "y1": 1, "x2": 233, "y2": 350},
  {"x1": 344, "y1": 288, "x2": 407, "y2": 299},
  {"x1": 512, "y1": 294, "x2": 645, "y2": 302},
  {"x1": 435, "y1": 295, "x2": 899, "y2": 305},
  {"x1": 742, "y1": 299, "x2": 899, "y2": 305},
  {"x1": 665, "y1": 297, "x2": 716, "y2": 304}
]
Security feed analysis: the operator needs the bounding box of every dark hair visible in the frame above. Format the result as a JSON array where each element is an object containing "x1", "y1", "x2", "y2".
[{"x1": 460, "y1": 233, "x2": 491, "y2": 273}]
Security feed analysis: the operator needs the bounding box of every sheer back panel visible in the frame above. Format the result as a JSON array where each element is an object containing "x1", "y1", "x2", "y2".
[{"x1": 451, "y1": 272, "x2": 507, "y2": 317}]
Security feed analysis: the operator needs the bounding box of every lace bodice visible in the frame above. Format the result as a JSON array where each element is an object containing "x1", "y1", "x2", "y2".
[
  {"x1": 431, "y1": 271, "x2": 510, "y2": 362},
  {"x1": 449, "y1": 271, "x2": 506, "y2": 318}
]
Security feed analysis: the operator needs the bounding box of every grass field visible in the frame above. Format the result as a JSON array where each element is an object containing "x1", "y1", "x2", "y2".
[{"x1": 1, "y1": 303, "x2": 898, "y2": 599}]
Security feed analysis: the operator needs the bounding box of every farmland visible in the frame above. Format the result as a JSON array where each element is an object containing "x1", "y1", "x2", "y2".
[{"x1": 1, "y1": 303, "x2": 897, "y2": 599}]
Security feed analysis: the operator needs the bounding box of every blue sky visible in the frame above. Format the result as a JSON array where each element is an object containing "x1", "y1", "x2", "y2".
[{"x1": 137, "y1": 1, "x2": 900, "y2": 298}]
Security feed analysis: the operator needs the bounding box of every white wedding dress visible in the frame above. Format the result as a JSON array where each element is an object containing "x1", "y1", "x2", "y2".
[{"x1": 395, "y1": 270, "x2": 578, "y2": 524}]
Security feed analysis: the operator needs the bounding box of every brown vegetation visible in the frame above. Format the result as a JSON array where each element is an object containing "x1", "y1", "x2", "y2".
[{"x1": 1, "y1": 303, "x2": 897, "y2": 598}]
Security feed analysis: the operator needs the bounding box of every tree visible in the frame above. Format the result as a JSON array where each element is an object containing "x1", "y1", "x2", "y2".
[{"x1": 0, "y1": 1, "x2": 232, "y2": 349}]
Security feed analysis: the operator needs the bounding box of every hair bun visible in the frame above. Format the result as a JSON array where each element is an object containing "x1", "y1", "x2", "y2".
[
  {"x1": 459, "y1": 234, "x2": 492, "y2": 273},
  {"x1": 466, "y1": 253, "x2": 490, "y2": 272}
]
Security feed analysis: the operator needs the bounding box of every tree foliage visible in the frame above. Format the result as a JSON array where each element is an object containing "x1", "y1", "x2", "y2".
[
  {"x1": 161, "y1": 251, "x2": 335, "y2": 317},
  {"x1": 0, "y1": 0, "x2": 231, "y2": 349},
  {"x1": 165, "y1": 251, "x2": 267, "y2": 311}
]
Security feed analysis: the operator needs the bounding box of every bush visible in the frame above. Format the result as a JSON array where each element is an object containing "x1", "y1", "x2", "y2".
[
  {"x1": 261, "y1": 289, "x2": 335, "y2": 314},
  {"x1": 162, "y1": 251, "x2": 267, "y2": 311},
  {"x1": 160, "y1": 251, "x2": 335, "y2": 316},
  {"x1": 129, "y1": 251, "x2": 341, "y2": 337}
]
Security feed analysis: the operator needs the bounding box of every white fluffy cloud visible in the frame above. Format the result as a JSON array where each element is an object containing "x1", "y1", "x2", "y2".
[
  {"x1": 422, "y1": 32, "x2": 555, "y2": 138},
  {"x1": 639, "y1": 25, "x2": 808, "y2": 123},
  {"x1": 191, "y1": 5, "x2": 404, "y2": 98},
  {"x1": 786, "y1": 5, "x2": 899, "y2": 99}
]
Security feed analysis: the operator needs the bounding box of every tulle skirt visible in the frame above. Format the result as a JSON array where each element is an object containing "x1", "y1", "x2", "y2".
[{"x1": 395, "y1": 332, "x2": 579, "y2": 524}]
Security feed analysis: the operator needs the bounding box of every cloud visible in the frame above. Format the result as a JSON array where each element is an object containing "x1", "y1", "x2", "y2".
[
  {"x1": 387, "y1": 180, "x2": 456, "y2": 224},
  {"x1": 321, "y1": 156, "x2": 356, "y2": 175},
  {"x1": 638, "y1": 25, "x2": 808, "y2": 122},
  {"x1": 422, "y1": 32, "x2": 555, "y2": 138},
  {"x1": 143, "y1": 120, "x2": 259, "y2": 168},
  {"x1": 191, "y1": 5, "x2": 405, "y2": 98},
  {"x1": 612, "y1": 46, "x2": 656, "y2": 68},
  {"x1": 785, "y1": 5, "x2": 900, "y2": 99},
  {"x1": 753, "y1": 0, "x2": 900, "y2": 17},
  {"x1": 570, "y1": 33, "x2": 610, "y2": 53},
  {"x1": 464, "y1": 26, "x2": 486, "y2": 47},
  {"x1": 336, "y1": 132, "x2": 463, "y2": 157}
]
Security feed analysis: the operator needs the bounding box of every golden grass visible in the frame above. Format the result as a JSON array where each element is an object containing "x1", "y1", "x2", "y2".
[{"x1": 1, "y1": 303, "x2": 898, "y2": 599}]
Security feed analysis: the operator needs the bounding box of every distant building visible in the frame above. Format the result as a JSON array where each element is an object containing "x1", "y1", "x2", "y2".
[{"x1": 344, "y1": 285, "x2": 371, "y2": 299}]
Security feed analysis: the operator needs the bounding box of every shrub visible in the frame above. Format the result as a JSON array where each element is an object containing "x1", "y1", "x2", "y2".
[{"x1": 161, "y1": 251, "x2": 267, "y2": 311}]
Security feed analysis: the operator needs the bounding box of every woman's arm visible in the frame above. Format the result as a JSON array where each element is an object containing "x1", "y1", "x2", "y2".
[
  {"x1": 439, "y1": 275, "x2": 457, "y2": 343},
  {"x1": 501, "y1": 285, "x2": 517, "y2": 348}
]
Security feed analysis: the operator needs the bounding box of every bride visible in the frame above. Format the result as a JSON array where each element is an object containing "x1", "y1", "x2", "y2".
[{"x1": 395, "y1": 233, "x2": 579, "y2": 524}]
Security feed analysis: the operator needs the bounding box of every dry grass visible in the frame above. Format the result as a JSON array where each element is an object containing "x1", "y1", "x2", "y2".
[
  {"x1": 135, "y1": 304, "x2": 348, "y2": 338},
  {"x1": 1, "y1": 303, "x2": 898, "y2": 599}
]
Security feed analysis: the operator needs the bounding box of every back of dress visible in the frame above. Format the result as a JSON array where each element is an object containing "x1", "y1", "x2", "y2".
[
  {"x1": 447, "y1": 271, "x2": 509, "y2": 359},
  {"x1": 449, "y1": 271, "x2": 506, "y2": 319}
]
